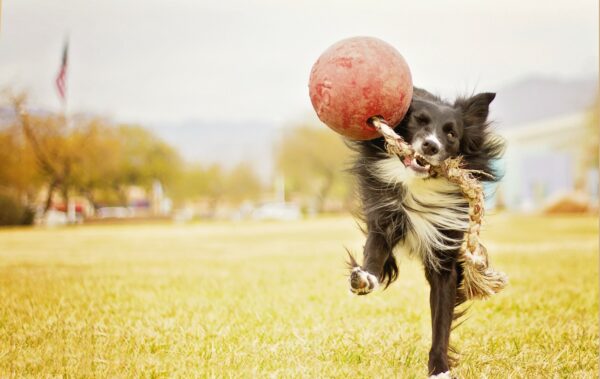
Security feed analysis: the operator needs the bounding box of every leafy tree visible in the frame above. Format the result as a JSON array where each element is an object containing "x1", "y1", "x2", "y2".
[
  {"x1": 12, "y1": 95, "x2": 73, "y2": 210},
  {"x1": 114, "y1": 125, "x2": 182, "y2": 193},
  {"x1": 8, "y1": 94, "x2": 183, "y2": 211},
  {"x1": 276, "y1": 125, "x2": 352, "y2": 212},
  {"x1": 3, "y1": 90, "x2": 264, "y2": 218},
  {"x1": 226, "y1": 163, "x2": 263, "y2": 204},
  {"x1": 0, "y1": 123, "x2": 42, "y2": 202},
  {"x1": 68, "y1": 118, "x2": 122, "y2": 207},
  {"x1": 171, "y1": 163, "x2": 262, "y2": 211}
]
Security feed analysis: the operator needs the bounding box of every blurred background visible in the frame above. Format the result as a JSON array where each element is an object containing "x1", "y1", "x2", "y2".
[
  {"x1": 0, "y1": 2, "x2": 598, "y2": 377},
  {"x1": 0, "y1": 0, "x2": 597, "y2": 226}
]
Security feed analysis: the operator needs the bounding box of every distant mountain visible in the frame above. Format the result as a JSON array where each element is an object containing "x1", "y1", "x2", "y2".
[
  {"x1": 491, "y1": 76, "x2": 597, "y2": 127},
  {"x1": 0, "y1": 106, "x2": 53, "y2": 126}
]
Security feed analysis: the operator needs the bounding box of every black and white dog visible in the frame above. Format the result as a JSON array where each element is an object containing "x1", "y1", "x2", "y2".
[{"x1": 348, "y1": 88, "x2": 504, "y2": 378}]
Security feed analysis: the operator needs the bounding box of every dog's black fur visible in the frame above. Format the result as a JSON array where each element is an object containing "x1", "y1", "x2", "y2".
[{"x1": 349, "y1": 87, "x2": 505, "y2": 376}]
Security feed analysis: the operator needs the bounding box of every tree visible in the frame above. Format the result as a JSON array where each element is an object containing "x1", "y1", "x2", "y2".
[
  {"x1": 171, "y1": 164, "x2": 217, "y2": 204},
  {"x1": 12, "y1": 95, "x2": 73, "y2": 211},
  {"x1": 68, "y1": 118, "x2": 123, "y2": 208},
  {"x1": 8, "y1": 93, "x2": 184, "y2": 212},
  {"x1": 114, "y1": 125, "x2": 182, "y2": 193},
  {"x1": 3, "y1": 90, "x2": 270, "y2": 218},
  {"x1": 170, "y1": 163, "x2": 262, "y2": 213},
  {"x1": 276, "y1": 125, "x2": 352, "y2": 212},
  {"x1": 226, "y1": 163, "x2": 263, "y2": 205},
  {"x1": 0, "y1": 122, "x2": 42, "y2": 202}
]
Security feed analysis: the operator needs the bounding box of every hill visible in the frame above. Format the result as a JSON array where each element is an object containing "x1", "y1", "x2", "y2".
[{"x1": 491, "y1": 76, "x2": 597, "y2": 127}]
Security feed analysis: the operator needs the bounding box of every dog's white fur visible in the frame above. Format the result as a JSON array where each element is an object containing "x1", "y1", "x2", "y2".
[
  {"x1": 350, "y1": 267, "x2": 379, "y2": 295},
  {"x1": 428, "y1": 371, "x2": 451, "y2": 379},
  {"x1": 413, "y1": 132, "x2": 444, "y2": 166},
  {"x1": 374, "y1": 156, "x2": 470, "y2": 271}
]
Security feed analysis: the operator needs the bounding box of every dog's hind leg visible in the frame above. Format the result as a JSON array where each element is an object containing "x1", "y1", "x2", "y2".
[{"x1": 425, "y1": 260, "x2": 458, "y2": 378}]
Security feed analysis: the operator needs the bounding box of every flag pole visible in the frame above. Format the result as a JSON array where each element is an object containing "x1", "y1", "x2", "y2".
[
  {"x1": 56, "y1": 36, "x2": 75, "y2": 223},
  {"x1": 63, "y1": 38, "x2": 75, "y2": 223}
]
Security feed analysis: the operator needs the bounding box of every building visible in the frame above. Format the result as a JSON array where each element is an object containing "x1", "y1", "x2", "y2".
[{"x1": 497, "y1": 112, "x2": 597, "y2": 211}]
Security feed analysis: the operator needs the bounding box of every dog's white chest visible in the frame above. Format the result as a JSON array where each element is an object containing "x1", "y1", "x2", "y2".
[{"x1": 374, "y1": 156, "x2": 470, "y2": 269}]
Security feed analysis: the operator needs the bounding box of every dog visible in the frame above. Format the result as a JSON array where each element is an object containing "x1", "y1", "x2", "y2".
[{"x1": 348, "y1": 87, "x2": 505, "y2": 378}]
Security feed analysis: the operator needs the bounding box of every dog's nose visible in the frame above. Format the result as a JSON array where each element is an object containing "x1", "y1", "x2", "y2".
[{"x1": 422, "y1": 139, "x2": 440, "y2": 156}]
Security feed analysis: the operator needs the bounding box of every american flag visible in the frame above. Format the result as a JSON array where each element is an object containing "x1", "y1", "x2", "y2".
[{"x1": 55, "y1": 40, "x2": 69, "y2": 102}]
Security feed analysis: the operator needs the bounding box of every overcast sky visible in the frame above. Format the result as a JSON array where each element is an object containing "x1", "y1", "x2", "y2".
[{"x1": 1, "y1": 0, "x2": 597, "y2": 125}]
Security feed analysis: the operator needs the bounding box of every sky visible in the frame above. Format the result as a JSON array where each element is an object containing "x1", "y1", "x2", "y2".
[{"x1": 1, "y1": 0, "x2": 598, "y2": 126}]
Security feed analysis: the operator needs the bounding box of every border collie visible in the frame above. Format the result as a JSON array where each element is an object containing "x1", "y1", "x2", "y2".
[{"x1": 348, "y1": 87, "x2": 505, "y2": 378}]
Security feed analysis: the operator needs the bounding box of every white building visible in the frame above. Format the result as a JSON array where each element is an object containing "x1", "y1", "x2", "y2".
[{"x1": 498, "y1": 112, "x2": 597, "y2": 211}]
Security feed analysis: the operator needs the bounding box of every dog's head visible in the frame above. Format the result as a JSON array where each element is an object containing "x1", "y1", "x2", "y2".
[{"x1": 401, "y1": 92, "x2": 496, "y2": 174}]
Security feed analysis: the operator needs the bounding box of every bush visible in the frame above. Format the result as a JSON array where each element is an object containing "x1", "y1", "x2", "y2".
[{"x1": 0, "y1": 194, "x2": 34, "y2": 226}]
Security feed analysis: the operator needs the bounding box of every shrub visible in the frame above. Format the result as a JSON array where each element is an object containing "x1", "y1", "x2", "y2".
[{"x1": 0, "y1": 194, "x2": 34, "y2": 226}]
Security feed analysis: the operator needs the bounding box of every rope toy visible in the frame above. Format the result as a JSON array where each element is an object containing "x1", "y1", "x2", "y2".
[{"x1": 309, "y1": 36, "x2": 506, "y2": 300}]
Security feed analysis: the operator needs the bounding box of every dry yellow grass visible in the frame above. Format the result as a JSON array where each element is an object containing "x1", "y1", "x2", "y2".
[{"x1": 0, "y1": 214, "x2": 597, "y2": 378}]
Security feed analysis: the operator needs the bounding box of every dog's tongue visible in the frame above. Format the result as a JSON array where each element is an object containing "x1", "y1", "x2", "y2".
[{"x1": 403, "y1": 155, "x2": 413, "y2": 167}]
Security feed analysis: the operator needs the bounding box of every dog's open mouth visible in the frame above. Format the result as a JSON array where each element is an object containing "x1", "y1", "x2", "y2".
[{"x1": 408, "y1": 154, "x2": 431, "y2": 174}]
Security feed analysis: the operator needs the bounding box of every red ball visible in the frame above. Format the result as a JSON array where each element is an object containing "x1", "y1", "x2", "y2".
[{"x1": 308, "y1": 37, "x2": 413, "y2": 140}]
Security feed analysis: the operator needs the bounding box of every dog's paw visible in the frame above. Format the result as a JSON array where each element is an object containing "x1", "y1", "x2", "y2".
[
  {"x1": 428, "y1": 371, "x2": 452, "y2": 379},
  {"x1": 349, "y1": 267, "x2": 379, "y2": 295}
]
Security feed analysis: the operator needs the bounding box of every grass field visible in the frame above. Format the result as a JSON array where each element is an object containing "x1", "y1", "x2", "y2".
[{"x1": 0, "y1": 214, "x2": 597, "y2": 378}]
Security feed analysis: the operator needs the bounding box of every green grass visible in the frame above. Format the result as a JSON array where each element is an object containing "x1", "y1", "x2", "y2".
[{"x1": 0, "y1": 215, "x2": 597, "y2": 378}]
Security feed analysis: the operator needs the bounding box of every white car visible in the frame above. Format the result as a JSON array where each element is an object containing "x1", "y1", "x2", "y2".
[
  {"x1": 96, "y1": 207, "x2": 132, "y2": 219},
  {"x1": 252, "y1": 202, "x2": 301, "y2": 221},
  {"x1": 41, "y1": 210, "x2": 68, "y2": 226}
]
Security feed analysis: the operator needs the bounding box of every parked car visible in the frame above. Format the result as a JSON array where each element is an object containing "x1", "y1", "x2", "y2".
[
  {"x1": 40, "y1": 210, "x2": 68, "y2": 227},
  {"x1": 252, "y1": 202, "x2": 301, "y2": 221},
  {"x1": 96, "y1": 207, "x2": 132, "y2": 219}
]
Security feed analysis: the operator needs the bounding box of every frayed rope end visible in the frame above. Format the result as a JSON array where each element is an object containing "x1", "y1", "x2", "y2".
[{"x1": 460, "y1": 261, "x2": 508, "y2": 300}]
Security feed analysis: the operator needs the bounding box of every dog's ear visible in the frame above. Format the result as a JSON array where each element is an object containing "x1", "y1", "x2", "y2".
[{"x1": 455, "y1": 92, "x2": 496, "y2": 126}]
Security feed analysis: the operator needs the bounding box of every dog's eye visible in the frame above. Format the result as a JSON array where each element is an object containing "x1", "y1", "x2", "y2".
[
  {"x1": 443, "y1": 123, "x2": 456, "y2": 138},
  {"x1": 415, "y1": 114, "x2": 430, "y2": 125}
]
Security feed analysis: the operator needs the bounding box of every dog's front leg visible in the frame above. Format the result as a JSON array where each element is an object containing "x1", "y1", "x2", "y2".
[
  {"x1": 349, "y1": 231, "x2": 390, "y2": 295},
  {"x1": 425, "y1": 261, "x2": 458, "y2": 378}
]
